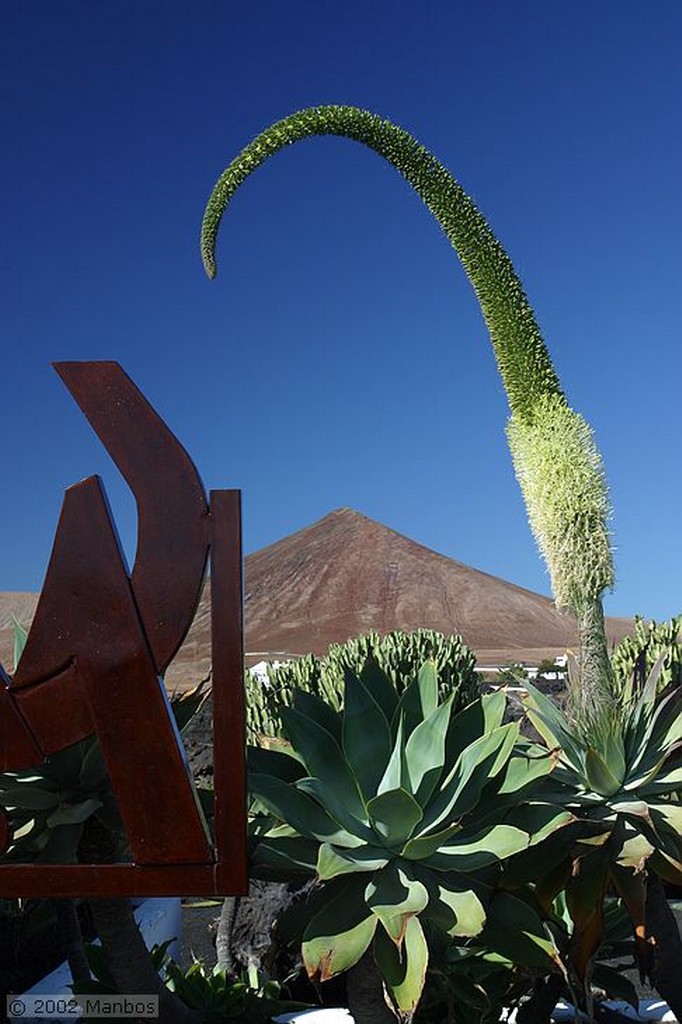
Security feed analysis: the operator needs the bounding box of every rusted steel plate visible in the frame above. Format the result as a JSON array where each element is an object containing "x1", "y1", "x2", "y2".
[
  {"x1": 14, "y1": 476, "x2": 211, "y2": 865},
  {"x1": 53, "y1": 361, "x2": 210, "y2": 675},
  {"x1": 0, "y1": 362, "x2": 247, "y2": 895},
  {"x1": 0, "y1": 863, "x2": 219, "y2": 898},
  {"x1": 210, "y1": 490, "x2": 248, "y2": 892}
]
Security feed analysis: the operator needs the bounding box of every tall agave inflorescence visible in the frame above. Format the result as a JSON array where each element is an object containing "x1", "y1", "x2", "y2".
[{"x1": 201, "y1": 105, "x2": 615, "y2": 724}]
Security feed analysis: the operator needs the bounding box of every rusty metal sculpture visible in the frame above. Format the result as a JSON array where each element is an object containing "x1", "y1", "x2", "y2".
[{"x1": 0, "y1": 362, "x2": 247, "y2": 896}]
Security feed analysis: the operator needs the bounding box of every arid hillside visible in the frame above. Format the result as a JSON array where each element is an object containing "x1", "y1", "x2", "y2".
[{"x1": 1, "y1": 507, "x2": 633, "y2": 687}]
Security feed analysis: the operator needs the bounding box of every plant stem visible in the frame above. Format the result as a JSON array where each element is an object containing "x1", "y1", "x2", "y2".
[{"x1": 574, "y1": 598, "x2": 615, "y2": 725}]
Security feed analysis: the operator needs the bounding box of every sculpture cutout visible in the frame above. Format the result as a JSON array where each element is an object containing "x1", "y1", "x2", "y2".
[{"x1": 0, "y1": 362, "x2": 247, "y2": 896}]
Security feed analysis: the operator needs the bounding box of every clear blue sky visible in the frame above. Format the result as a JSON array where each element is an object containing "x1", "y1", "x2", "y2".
[{"x1": 1, "y1": 1, "x2": 680, "y2": 622}]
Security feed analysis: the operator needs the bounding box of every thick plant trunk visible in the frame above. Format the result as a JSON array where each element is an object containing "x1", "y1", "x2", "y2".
[
  {"x1": 53, "y1": 900, "x2": 90, "y2": 985},
  {"x1": 574, "y1": 598, "x2": 615, "y2": 725},
  {"x1": 346, "y1": 951, "x2": 397, "y2": 1024},
  {"x1": 645, "y1": 872, "x2": 682, "y2": 1023},
  {"x1": 88, "y1": 899, "x2": 197, "y2": 1024},
  {"x1": 215, "y1": 896, "x2": 239, "y2": 972}
]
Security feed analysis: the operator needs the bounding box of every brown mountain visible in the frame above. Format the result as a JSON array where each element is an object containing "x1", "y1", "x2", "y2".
[
  {"x1": 0, "y1": 508, "x2": 633, "y2": 686},
  {"x1": 240, "y1": 507, "x2": 632, "y2": 669}
]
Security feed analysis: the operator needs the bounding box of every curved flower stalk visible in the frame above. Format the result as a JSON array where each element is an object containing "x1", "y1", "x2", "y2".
[{"x1": 201, "y1": 105, "x2": 615, "y2": 717}]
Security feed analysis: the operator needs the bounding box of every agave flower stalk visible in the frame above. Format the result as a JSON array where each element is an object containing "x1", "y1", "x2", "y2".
[{"x1": 201, "y1": 105, "x2": 615, "y2": 722}]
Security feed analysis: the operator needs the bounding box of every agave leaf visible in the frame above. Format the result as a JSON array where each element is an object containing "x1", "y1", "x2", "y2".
[
  {"x1": 11, "y1": 818, "x2": 37, "y2": 841},
  {"x1": 610, "y1": 798, "x2": 653, "y2": 823},
  {"x1": 342, "y1": 670, "x2": 392, "y2": 800},
  {"x1": 302, "y1": 877, "x2": 377, "y2": 980},
  {"x1": 317, "y1": 842, "x2": 390, "y2": 880},
  {"x1": 482, "y1": 891, "x2": 560, "y2": 969},
  {"x1": 365, "y1": 864, "x2": 429, "y2": 943},
  {"x1": 0, "y1": 784, "x2": 58, "y2": 811},
  {"x1": 393, "y1": 660, "x2": 438, "y2": 738},
  {"x1": 626, "y1": 689, "x2": 680, "y2": 776},
  {"x1": 401, "y1": 822, "x2": 462, "y2": 861},
  {"x1": 623, "y1": 749, "x2": 670, "y2": 793},
  {"x1": 505, "y1": 803, "x2": 575, "y2": 847},
  {"x1": 293, "y1": 689, "x2": 343, "y2": 744},
  {"x1": 616, "y1": 830, "x2": 655, "y2": 869},
  {"x1": 373, "y1": 914, "x2": 428, "y2": 1015},
  {"x1": 281, "y1": 706, "x2": 366, "y2": 821},
  {"x1": 585, "y1": 746, "x2": 623, "y2": 797},
  {"x1": 650, "y1": 801, "x2": 682, "y2": 836},
  {"x1": 78, "y1": 741, "x2": 109, "y2": 793},
  {"x1": 359, "y1": 657, "x2": 400, "y2": 725},
  {"x1": 247, "y1": 744, "x2": 306, "y2": 784},
  {"x1": 502, "y1": 820, "x2": 583, "y2": 889},
  {"x1": 35, "y1": 822, "x2": 83, "y2": 864},
  {"x1": 566, "y1": 848, "x2": 609, "y2": 985},
  {"x1": 257, "y1": 733, "x2": 305, "y2": 762},
  {"x1": 366, "y1": 788, "x2": 423, "y2": 849},
  {"x1": 490, "y1": 721, "x2": 521, "y2": 776},
  {"x1": 610, "y1": 862, "x2": 649, "y2": 982},
  {"x1": 428, "y1": 823, "x2": 528, "y2": 872},
  {"x1": 656, "y1": 705, "x2": 682, "y2": 759},
  {"x1": 403, "y1": 696, "x2": 453, "y2": 805},
  {"x1": 249, "y1": 773, "x2": 363, "y2": 847},
  {"x1": 421, "y1": 875, "x2": 487, "y2": 937},
  {"x1": 377, "y1": 713, "x2": 406, "y2": 796},
  {"x1": 46, "y1": 798, "x2": 103, "y2": 828},
  {"x1": 498, "y1": 749, "x2": 558, "y2": 796},
  {"x1": 649, "y1": 848, "x2": 682, "y2": 886},
  {"x1": 419, "y1": 723, "x2": 518, "y2": 833},
  {"x1": 250, "y1": 834, "x2": 319, "y2": 880},
  {"x1": 624, "y1": 655, "x2": 670, "y2": 764},
  {"x1": 444, "y1": 691, "x2": 506, "y2": 767},
  {"x1": 297, "y1": 777, "x2": 374, "y2": 843},
  {"x1": 523, "y1": 683, "x2": 586, "y2": 774},
  {"x1": 42, "y1": 741, "x2": 94, "y2": 788},
  {"x1": 644, "y1": 760, "x2": 682, "y2": 796}
]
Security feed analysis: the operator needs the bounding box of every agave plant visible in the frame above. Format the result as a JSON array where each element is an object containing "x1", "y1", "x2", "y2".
[
  {"x1": 248, "y1": 658, "x2": 572, "y2": 1018},
  {"x1": 520, "y1": 656, "x2": 682, "y2": 1000}
]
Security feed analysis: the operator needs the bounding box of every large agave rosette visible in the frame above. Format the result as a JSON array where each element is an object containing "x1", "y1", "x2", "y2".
[{"x1": 248, "y1": 659, "x2": 572, "y2": 1015}]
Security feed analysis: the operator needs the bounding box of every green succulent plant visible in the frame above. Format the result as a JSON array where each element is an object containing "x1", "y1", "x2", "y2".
[
  {"x1": 417, "y1": 891, "x2": 639, "y2": 1024},
  {"x1": 246, "y1": 628, "x2": 478, "y2": 743},
  {"x1": 248, "y1": 658, "x2": 572, "y2": 1017},
  {"x1": 75, "y1": 939, "x2": 305, "y2": 1024},
  {"x1": 612, "y1": 615, "x2": 682, "y2": 696},
  {"x1": 520, "y1": 656, "x2": 682, "y2": 993}
]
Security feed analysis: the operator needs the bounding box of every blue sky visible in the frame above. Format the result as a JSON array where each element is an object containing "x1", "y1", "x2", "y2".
[{"x1": 1, "y1": 1, "x2": 680, "y2": 622}]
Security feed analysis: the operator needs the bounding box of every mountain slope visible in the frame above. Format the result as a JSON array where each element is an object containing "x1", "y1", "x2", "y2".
[
  {"x1": 241, "y1": 507, "x2": 631, "y2": 665},
  {"x1": 0, "y1": 507, "x2": 633, "y2": 684}
]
